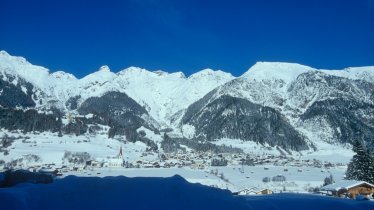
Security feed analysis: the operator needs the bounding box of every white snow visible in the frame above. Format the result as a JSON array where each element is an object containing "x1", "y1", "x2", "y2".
[
  {"x1": 321, "y1": 66, "x2": 374, "y2": 82},
  {"x1": 1, "y1": 173, "x2": 372, "y2": 210},
  {"x1": 243, "y1": 62, "x2": 315, "y2": 84},
  {"x1": 181, "y1": 124, "x2": 196, "y2": 139},
  {"x1": 114, "y1": 67, "x2": 234, "y2": 125},
  {"x1": 0, "y1": 51, "x2": 235, "y2": 125},
  {"x1": 213, "y1": 138, "x2": 281, "y2": 156}
]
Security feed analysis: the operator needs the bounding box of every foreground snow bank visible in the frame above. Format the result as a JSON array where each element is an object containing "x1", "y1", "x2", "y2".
[
  {"x1": 0, "y1": 175, "x2": 249, "y2": 210},
  {"x1": 0, "y1": 175, "x2": 373, "y2": 210}
]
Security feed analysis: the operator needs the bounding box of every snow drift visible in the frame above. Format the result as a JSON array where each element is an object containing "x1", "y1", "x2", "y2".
[{"x1": 0, "y1": 175, "x2": 373, "y2": 210}]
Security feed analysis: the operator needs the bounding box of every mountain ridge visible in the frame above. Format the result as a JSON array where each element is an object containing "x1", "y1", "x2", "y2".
[{"x1": 1, "y1": 50, "x2": 374, "y2": 153}]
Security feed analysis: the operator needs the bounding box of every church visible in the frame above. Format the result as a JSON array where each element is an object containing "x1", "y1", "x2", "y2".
[{"x1": 105, "y1": 146, "x2": 124, "y2": 168}]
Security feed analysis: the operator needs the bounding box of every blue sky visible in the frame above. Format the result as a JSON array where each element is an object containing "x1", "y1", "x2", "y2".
[{"x1": 0, "y1": 0, "x2": 373, "y2": 78}]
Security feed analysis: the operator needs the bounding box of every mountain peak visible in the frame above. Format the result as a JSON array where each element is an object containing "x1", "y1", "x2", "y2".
[
  {"x1": 0, "y1": 50, "x2": 10, "y2": 57},
  {"x1": 169, "y1": 71, "x2": 186, "y2": 79},
  {"x1": 242, "y1": 62, "x2": 315, "y2": 83},
  {"x1": 51, "y1": 71, "x2": 77, "y2": 80},
  {"x1": 189, "y1": 68, "x2": 234, "y2": 80},
  {"x1": 118, "y1": 66, "x2": 150, "y2": 75},
  {"x1": 98, "y1": 65, "x2": 110, "y2": 72},
  {"x1": 0, "y1": 50, "x2": 30, "y2": 66},
  {"x1": 249, "y1": 62, "x2": 314, "y2": 71},
  {"x1": 80, "y1": 65, "x2": 116, "y2": 83},
  {"x1": 153, "y1": 70, "x2": 169, "y2": 76},
  {"x1": 190, "y1": 68, "x2": 215, "y2": 76}
]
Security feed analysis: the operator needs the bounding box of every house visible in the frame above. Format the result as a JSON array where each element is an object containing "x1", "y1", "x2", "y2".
[
  {"x1": 257, "y1": 189, "x2": 273, "y2": 195},
  {"x1": 86, "y1": 160, "x2": 103, "y2": 168},
  {"x1": 92, "y1": 160, "x2": 103, "y2": 168},
  {"x1": 233, "y1": 187, "x2": 260, "y2": 195},
  {"x1": 321, "y1": 180, "x2": 374, "y2": 199}
]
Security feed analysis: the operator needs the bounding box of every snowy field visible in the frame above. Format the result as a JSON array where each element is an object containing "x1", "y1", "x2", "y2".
[
  {"x1": 0, "y1": 175, "x2": 373, "y2": 210},
  {"x1": 59, "y1": 165, "x2": 346, "y2": 193},
  {"x1": 0, "y1": 130, "x2": 352, "y2": 192},
  {"x1": 213, "y1": 138, "x2": 354, "y2": 164}
]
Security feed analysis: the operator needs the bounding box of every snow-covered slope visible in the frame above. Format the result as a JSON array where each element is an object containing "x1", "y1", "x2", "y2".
[
  {"x1": 321, "y1": 66, "x2": 374, "y2": 83},
  {"x1": 242, "y1": 62, "x2": 314, "y2": 83},
  {"x1": 211, "y1": 62, "x2": 374, "y2": 111},
  {"x1": 3, "y1": 175, "x2": 373, "y2": 210},
  {"x1": 114, "y1": 67, "x2": 234, "y2": 125},
  {"x1": 72, "y1": 66, "x2": 234, "y2": 125},
  {"x1": 179, "y1": 61, "x2": 374, "y2": 152},
  {"x1": 0, "y1": 51, "x2": 52, "y2": 87},
  {"x1": 0, "y1": 51, "x2": 79, "y2": 110},
  {"x1": 0, "y1": 51, "x2": 234, "y2": 126}
]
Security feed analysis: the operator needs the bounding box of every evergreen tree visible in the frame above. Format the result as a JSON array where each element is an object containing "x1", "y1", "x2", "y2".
[
  {"x1": 345, "y1": 139, "x2": 374, "y2": 183},
  {"x1": 323, "y1": 174, "x2": 334, "y2": 186},
  {"x1": 161, "y1": 133, "x2": 180, "y2": 153}
]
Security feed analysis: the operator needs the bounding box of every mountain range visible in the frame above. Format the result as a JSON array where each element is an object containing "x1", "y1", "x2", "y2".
[{"x1": 1, "y1": 50, "x2": 373, "y2": 153}]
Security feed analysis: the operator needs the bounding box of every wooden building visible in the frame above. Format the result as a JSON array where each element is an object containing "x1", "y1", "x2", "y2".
[
  {"x1": 321, "y1": 180, "x2": 374, "y2": 199},
  {"x1": 232, "y1": 187, "x2": 260, "y2": 195},
  {"x1": 257, "y1": 189, "x2": 273, "y2": 195}
]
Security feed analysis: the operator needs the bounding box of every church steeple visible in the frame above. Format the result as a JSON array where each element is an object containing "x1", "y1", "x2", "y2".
[{"x1": 118, "y1": 145, "x2": 123, "y2": 157}]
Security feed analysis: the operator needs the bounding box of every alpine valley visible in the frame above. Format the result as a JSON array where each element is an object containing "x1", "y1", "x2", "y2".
[{"x1": 1, "y1": 50, "x2": 374, "y2": 191}]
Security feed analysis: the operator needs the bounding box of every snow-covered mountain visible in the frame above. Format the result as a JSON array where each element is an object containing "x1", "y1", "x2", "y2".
[
  {"x1": 1, "y1": 50, "x2": 374, "y2": 153},
  {"x1": 179, "y1": 62, "x2": 374, "y2": 152},
  {"x1": 0, "y1": 51, "x2": 234, "y2": 126}
]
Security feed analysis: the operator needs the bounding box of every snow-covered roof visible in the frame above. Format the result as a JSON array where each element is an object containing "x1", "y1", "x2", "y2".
[{"x1": 321, "y1": 180, "x2": 374, "y2": 191}]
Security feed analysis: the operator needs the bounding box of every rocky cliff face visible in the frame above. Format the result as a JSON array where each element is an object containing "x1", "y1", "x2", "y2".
[
  {"x1": 0, "y1": 74, "x2": 35, "y2": 108},
  {"x1": 78, "y1": 91, "x2": 156, "y2": 130},
  {"x1": 182, "y1": 94, "x2": 309, "y2": 151},
  {"x1": 300, "y1": 98, "x2": 374, "y2": 152}
]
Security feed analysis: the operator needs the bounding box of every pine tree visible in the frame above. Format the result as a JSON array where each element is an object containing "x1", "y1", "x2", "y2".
[
  {"x1": 323, "y1": 174, "x2": 334, "y2": 186},
  {"x1": 345, "y1": 139, "x2": 374, "y2": 183}
]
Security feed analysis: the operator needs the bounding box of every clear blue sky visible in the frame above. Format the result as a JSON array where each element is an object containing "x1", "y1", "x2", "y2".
[{"x1": 1, "y1": 0, "x2": 373, "y2": 78}]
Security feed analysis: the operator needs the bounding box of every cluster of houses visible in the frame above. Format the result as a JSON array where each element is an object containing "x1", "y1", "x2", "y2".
[
  {"x1": 5, "y1": 147, "x2": 343, "y2": 174},
  {"x1": 233, "y1": 180, "x2": 374, "y2": 199},
  {"x1": 233, "y1": 187, "x2": 273, "y2": 195},
  {"x1": 320, "y1": 180, "x2": 374, "y2": 199},
  {"x1": 102, "y1": 150, "x2": 342, "y2": 171}
]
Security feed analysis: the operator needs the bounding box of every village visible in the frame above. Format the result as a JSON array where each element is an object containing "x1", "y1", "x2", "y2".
[
  {"x1": 27, "y1": 147, "x2": 344, "y2": 174},
  {"x1": 4, "y1": 144, "x2": 373, "y2": 200}
]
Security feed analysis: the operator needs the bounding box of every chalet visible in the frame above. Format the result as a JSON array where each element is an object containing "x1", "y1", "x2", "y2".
[
  {"x1": 257, "y1": 189, "x2": 273, "y2": 195},
  {"x1": 233, "y1": 187, "x2": 260, "y2": 195},
  {"x1": 321, "y1": 180, "x2": 374, "y2": 199}
]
